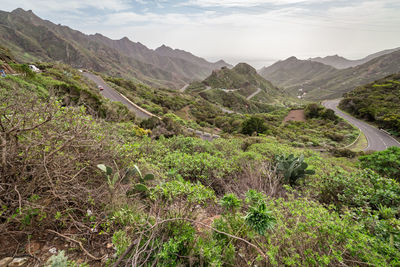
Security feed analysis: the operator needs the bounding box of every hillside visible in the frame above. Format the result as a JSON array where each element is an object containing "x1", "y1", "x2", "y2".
[
  {"x1": 310, "y1": 47, "x2": 400, "y2": 69},
  {"x1": 258, "y1": 56, "x2": 336, "y2": 97},
  {"x1": 3, "y1": 44, "x2": 400, "y2": 266},
  {"x1": 339, "y1": 73, "x2": 400, "y2": 136},
  {"x1": 259, "y1": 50, "x2": 400, "y2": 100},
  {"x1": 188, "y1": 63, "x2": 289, "y2": 108},
  {"x1": 0, "y1": 8, "x2": 229, "y2": 88}
]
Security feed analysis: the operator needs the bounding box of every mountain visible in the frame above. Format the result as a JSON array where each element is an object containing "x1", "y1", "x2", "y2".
[
  {"x1": 258, "y1": 56, "x2": 336, "y2": 95},
  {"x1": 339, "y1": 73, "x2": 400, "y2": 135},
  {"x1": 309, "y1": 47, "x2": 400, "y2": 69},
  {"x1": 202, "y1": 63, "x2": 282, "y2": 99},
  {"x1": 0, "y1": 8, "x2": 230, "y2": 88},
  {"x1": 259, "y1": 50, "x2": 400, "y2": 100},
  {"x1": 187, "y1": 63, "x2": 293, "y2": 111}
]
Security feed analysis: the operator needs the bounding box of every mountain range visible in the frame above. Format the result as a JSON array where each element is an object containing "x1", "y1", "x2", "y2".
[
  {"x1": 309, "y1": 47, "x2": 400, "y2": 69},
  {"x1": 259, "y1": 49, "x2": 400, "y2": 100},
  {"x1": 0, "y1": 8, "x2": 230, "y2": 88}
]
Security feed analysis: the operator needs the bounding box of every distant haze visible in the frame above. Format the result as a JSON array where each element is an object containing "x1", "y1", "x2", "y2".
[{"x1": 1, "y1": 0, "x2": 400, "y2": 68}]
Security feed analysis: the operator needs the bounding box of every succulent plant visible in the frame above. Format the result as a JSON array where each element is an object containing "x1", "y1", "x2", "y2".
[{"x1": 275, "y1": 154, "x2": 315, "y2": 186}]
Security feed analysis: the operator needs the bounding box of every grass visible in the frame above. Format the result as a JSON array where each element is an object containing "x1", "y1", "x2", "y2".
[{"x1": 347, "y1": 131, "x2": 368, "y2": 152}]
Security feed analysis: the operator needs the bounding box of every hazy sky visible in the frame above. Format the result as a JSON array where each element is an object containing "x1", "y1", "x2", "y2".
[{"x1": 2, "y1": 0, "x2": 400, "y2": 68}]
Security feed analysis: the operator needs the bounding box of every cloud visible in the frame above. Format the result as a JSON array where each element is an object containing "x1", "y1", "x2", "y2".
[
  {"x1": 1, "y1": 0, "x2": 130, "y2": 12},
  {"x1": 182, "y1": 0, "x2": 330, "y2": 7}
]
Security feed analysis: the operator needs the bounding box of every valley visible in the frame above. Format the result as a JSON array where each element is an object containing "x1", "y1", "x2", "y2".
[{"x1": 1, "y1": 7, "x2": 400, "y2": 267}]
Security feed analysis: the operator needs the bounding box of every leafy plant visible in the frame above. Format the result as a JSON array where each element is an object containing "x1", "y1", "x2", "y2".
[
  {"x1": 245, "y1": 201, "x2": 276, "y2": 235},
  {"x1": 130, "y1": 165, "x2": 154, "y2": 194},
  {"x1": 97, "y1": 164, "x2": 119, "y2": 190},
  {"x1": 275, "y1": 154, "x2": 315, "y2": 186},
  {"x1": 220, "y1": 193, "x2": 242, "y2": 214},
  {"x1": 241, "y1": 116, "x2": 267, "y2": 135},
  {"x1": 359, "y1": 147, "x2": 400, "y2": 181}
]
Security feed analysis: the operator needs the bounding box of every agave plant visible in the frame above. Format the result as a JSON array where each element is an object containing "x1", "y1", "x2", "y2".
[{"x1": 275, "y1": 154, "x2": 315, "y2": 186}]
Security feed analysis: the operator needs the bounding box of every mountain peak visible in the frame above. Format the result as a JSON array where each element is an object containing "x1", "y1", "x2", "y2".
[
  {"x1": 233, "y1": 62, "x2": 257, "y2": 75},
  {"x1": 286, "y1": 56, "x2": 298, "y2": 61},
  {"x1": 11, "y1": 8, "x2": 36, "y2": 17},
  {"x1": 156, "y1": 44, "x2": 173, "y2": 52},
  {"x1": 120, "y1": 36, "x2": 130, "y2": 42}
]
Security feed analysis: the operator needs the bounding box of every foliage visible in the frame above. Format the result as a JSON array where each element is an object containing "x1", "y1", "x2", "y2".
[
  {"x1": 275, "y1": 154, "x2": 315, "y2": 185},
  {"x1": 130, "y1": 165, "x2": 155, "y2": 194},
  {"x1": 305, "y1": 103, "x2": 338, "y2": 121},
  {"x1": 241, "y1": 116, "x2": 268, "y2": 135},
  {"x1": 220, "y1": 193, "x2": 242, "y2": 213},
  {"x1": 265, "y1": 196, "x2": 400, "y2": 266},
  {"x1": 244, "y1": 201, "x2": 276, "y2": 235},
  {"x1": 359, "y1": 147, "x2": 400, "y2": 181},
  {"x1": 151, "y1": 177, "x2": 216, "y2": 205},
  {"x1": 318, "y1": 169, "x2": 400, "y2": 211},
  {"x1": 339, "y1": 73, "x2": 400, "y2": 134}
]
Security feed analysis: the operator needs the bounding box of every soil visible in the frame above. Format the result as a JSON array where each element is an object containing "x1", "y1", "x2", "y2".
[{"x1": 283, "y1": 109, "x2": 306, "y2": 123}]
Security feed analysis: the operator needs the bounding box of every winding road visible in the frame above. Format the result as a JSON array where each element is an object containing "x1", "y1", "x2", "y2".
[
  {"x1": 83, "y1": 72, "x2": 157, "y2": 119},
  {"x1": 83, "y1": 72, "x2": 220, "y2": 141},
  {"x1": 246, "y1": 88, "x2": 262, "y2": 100},
  {"x1": 323, "y1": 99, "x2": 400, "y2": 151}
]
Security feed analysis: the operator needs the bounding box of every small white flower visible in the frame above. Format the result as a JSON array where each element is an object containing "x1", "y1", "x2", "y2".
[
  {"x1": 49, "y1": 247, "x2": 57, "y2": 254},
  {"x1": 87, "y1": 209, "x2": 93, "y2": 216}
]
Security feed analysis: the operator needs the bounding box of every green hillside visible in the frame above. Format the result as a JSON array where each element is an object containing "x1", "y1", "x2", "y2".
[
  {"x1": 2, "y1": 58, "x2": 400, "y2": 266},
  {"x1": 203, "y1": 63, "x2": 281, "y2": 99},
  {"x1": 187, "y1": 63, "x2": 296, "y2": 112},
  {"x1": 339, "y1": 73, "x2": 400, "y2": 136}
]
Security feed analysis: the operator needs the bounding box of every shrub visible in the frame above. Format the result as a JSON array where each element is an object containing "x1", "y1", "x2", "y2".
[
  {"x1": 241, "y1": 116, "x2": 267, "y2": 135},
  {"x1": 359, "y1": 147, "x2": 400, "y2": 181},
  {"x1": 318, "y1": 169, "x2": 400, "y2": 211},
  {"x1": 244, "y1": 201, "x2": 276, "y2": 235},
  {"x1": 265, "y1": 196, "x2": 400, "y2": 266}
]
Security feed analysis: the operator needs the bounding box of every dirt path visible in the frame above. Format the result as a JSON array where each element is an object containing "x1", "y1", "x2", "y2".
[{"x1": 283, "y1": 109, "x2": 306, "y2": 122}]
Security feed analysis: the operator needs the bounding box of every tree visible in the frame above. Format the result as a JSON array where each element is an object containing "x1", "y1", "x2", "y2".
[{"x1": 241, "y1": 116, "x2": 267, "y2": 135}]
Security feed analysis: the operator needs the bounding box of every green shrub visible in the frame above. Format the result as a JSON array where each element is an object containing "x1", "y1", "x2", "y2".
[
  {"x1": 220, "y1": 193, "x2": 242, "y2": 213},
  {"x1": 359, "y1": 147, "x2": 400, "y2": 181},
  {"x1": 318, "y1": 169, "x2": 400, "y2": 211},
  {"x1": 244, "y1": 201, "x2": 276, "y2": 235},
  {"x1": 265, "y1": 196, "x2": 400, "y2": 266},
  {"x1": 241, "y1": 116, "x2": 267, "y2": 135}
]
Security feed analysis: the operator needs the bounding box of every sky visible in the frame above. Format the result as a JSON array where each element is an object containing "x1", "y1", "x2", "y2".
[{"x1": 2, "y1": 0, "x2": 400, "y2": 68}]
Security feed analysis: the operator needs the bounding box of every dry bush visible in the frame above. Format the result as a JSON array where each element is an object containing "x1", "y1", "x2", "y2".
[
  {"x1": 226, "y1": 161, "x2": 286, "y2": 198},
  {"x1": 0, "y1": 87, "x2": 120, "y2": 254}
]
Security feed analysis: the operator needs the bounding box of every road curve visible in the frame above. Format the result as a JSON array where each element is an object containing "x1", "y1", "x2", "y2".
[
  {"x1": 323, "y1": 99, "x2": 400, "y2": 151},
  {"x1": 180, "y1": 84, "x2": 189, "y2": 92},
  {"x1": 246, "y1": 88, "x2": 261, "y2": 100},
  {"x1": 83, "y1": 72, "x2": 156, "y2": 119},
  {"x1": 83, "y1": 72, "x2": 220, "y2": 141}
]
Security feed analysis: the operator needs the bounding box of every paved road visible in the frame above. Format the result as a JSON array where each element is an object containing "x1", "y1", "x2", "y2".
[
  {"x1": 180, "y1": 84, "x2": 189, "y2": 92},
  {"x1": 323, "y1": 99, "x2": 400, "y2": 151},
  {"x1": 83, "y1": 72, "x2": 220, "y2": 140},
  {"x1": 83, "y1": 72, "x2": 155, "y2": 119},
  {"x1": 246, "y1": 88, "x2": 261, "y2": 100}
]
